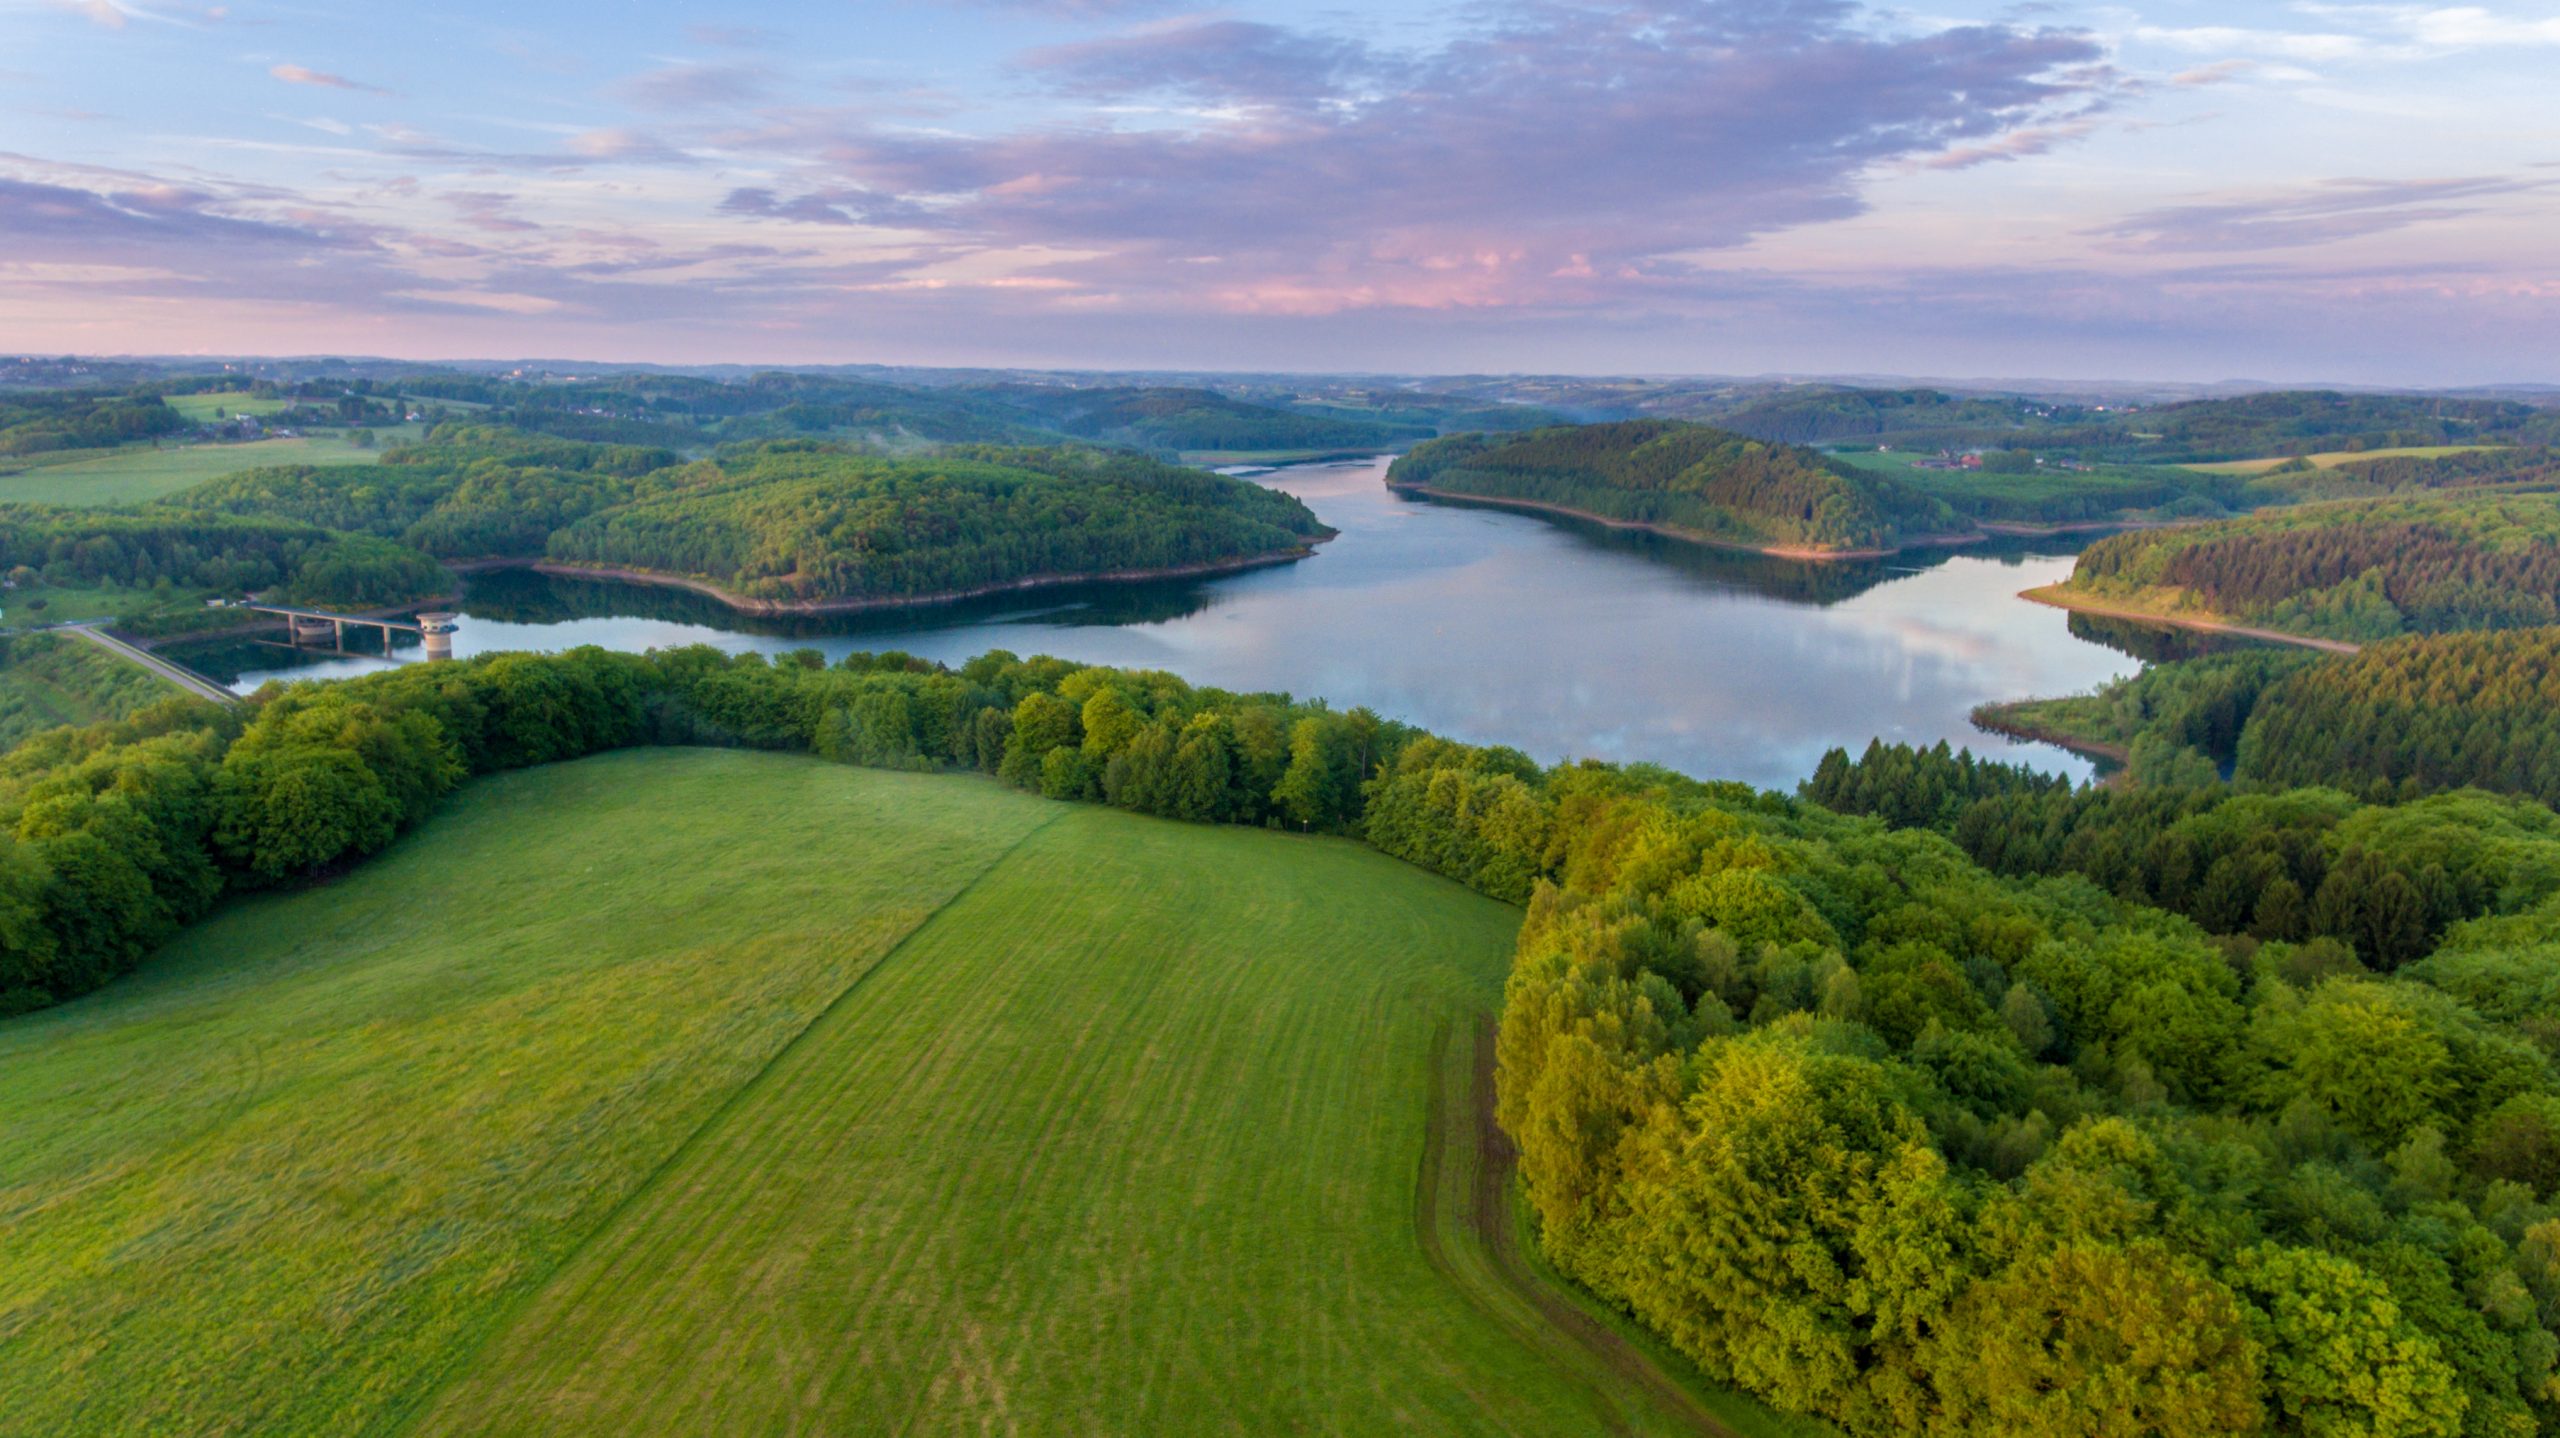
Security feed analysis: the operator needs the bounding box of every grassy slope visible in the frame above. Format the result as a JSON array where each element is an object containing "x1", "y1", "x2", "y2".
[
  {"x1": 0, "y1": 753, "x2": 1053, "y2": 1437},
  {"x1": 415, "y1": 789, "x2": 1709, "y2": 1435},
  {"x1": 0, "y1": 431, "x2": 410, "y2": 507},
  {"x1": 0, "y1": 750, "x2": 1754, "y2": 1437},
  {"x1": 0, "y1": 631, "x2": 182, "y2": 748},
  {"x1": 2181, "y1": 444, "x2": 2504, "y2": 476},
  {"x1": 164, "y1": 393, "x2": 292, "y2": 422}
]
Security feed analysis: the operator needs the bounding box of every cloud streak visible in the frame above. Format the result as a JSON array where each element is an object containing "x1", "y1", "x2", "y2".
[
  {"x1": 269, "y1": 63, "x2": 389, "y2": 94},
  {"x1": 2098, "y1": 176, "x2": 2543, "y2": 253}
]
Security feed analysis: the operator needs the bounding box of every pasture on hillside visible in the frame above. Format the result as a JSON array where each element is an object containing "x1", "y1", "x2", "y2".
[
  {"x1": 0, "y1": 630, "x2": 180, "y2": 748},
  {"x1": 0, "y1": 429, "x2": 414, "y2": 507},
  {"x1": 2181, "y1": 444, "x2": 2505, "y2": 475},
  {"x1": 163, "y1": 391, "x2": 292, "y2": 422},
  {"x1": 0, "y1": 750, "x2": 1780, "y2": 1437}
]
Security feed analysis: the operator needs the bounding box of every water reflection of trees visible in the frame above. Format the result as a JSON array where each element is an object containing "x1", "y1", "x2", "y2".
[
  {"x1": 162, "y1": 630, "x2": 416, "y2": 685},
  {"x1": 457, "y1": 568, "x2": 1222, "y2": 637},
  {"x1": 1419, "y1": 491, "x2": 2094, "y2": 608},
  {"x1": 2064, "y1": 611, "x2": 2264, "y2": 664}
]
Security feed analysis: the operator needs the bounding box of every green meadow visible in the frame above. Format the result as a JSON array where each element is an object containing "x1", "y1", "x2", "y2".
[
  {"x1": 0, "y1": 749, "x2": 1756, "y2": 1437},
  {"x1": 0, "y1": 631, "x2": 181, "y2": 748},
  {"x1": 163, "y1": 391, "x2": 292, "y2": 423},
  {"x1": 0, "y1": 430, "x2": 414, "y2": 508},
  {"x1": 2181, "y1": 443, "x2": 2505, "y2": 476}
]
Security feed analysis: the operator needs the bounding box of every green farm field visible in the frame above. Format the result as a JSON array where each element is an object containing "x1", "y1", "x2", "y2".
[
  {"x1": 163, "y1": 391, "x2": 291, "y2": 422},
  {"x1": 0, "y1": 429, "x2": 415, "y2": 507},
  {"x1": 0, "y1": 749, "x2": 1765, "y2": 1437},
  {"x1": 2181, "y1": 444, "x2": 2504, "y2": 476}
]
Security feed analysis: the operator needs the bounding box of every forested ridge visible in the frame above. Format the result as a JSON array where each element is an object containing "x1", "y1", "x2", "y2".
[
  {"x1": 971, "y1": 385, "x2": 1427, "y2": 453},
  {"x1": 2011, "y1": 628, "x2": 2560, "y2": 810},
  {"x1": 2060, "y1": 490, "x2": 2560, "y2": 641},
  {"x1": 0, "y1": 507, "x2": 449, "y2": 610},
  {"x1": 172, "y1": 425, "x2": 698, "y2": 558},
  {"x1": 1390, "y1": 420, "x2": 1958, "y2": 552},
  {"x1": 541, "y1": 441, "x2": 1329, "y2": 604},
  {"x1": 0, "y1": 391, "x2": 188, "y2": 457},
  {"x1": 31, "y1": 427, "x2": 1324, "y2": 619},
  {"x1": 2045, "y1": 391, "x2": 2560, "y2": 464},
  {"x1": 4, "y1": 641, "x2": 2558, "y2": 1435}
]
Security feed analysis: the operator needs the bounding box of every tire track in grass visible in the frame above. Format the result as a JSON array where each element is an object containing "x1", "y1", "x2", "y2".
[
  {"x1": 382, "y1": 804, "x2": 1070, "y2": 1437},
  {"x1": 1415, "y1": 1016, "x2": 1740, "y2": 1438}
]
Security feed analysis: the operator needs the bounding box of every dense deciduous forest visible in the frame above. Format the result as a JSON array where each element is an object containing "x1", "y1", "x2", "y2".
[
  {"x1": 174, "y1": 426, "x2": 696, "y2": 558},
  {"x1": 1677, "y1": 386, "x2": 2560, "y2": 466},
  {"x1": 542, "y1": 441, "x2": 1330, "y2": 604},
  {"x1": 5, "y1": 645, "x2": 2555, "y2": 1437},
  {"x1": 0, "y1": 507, "x2": 448, "y2": 608},
  {"x1": 2043, "y1": 391, "x2": 2560, "y2": 464},
  {"x1": 0, "y1": 392, "x2": 188, "y2": 457},
  {"x1": 2063, "y1": 492, "x2": 2560, "y2": 641},
  {"x1": 1704, "y1": 386, "x2": 2072, "y2": 448},
  {"x1": 971, "y1": 385, "x2": 1429, "y2": 453},
  {"x1": 1390, "y1": 420, "x2": 1957, "y2": 551}
]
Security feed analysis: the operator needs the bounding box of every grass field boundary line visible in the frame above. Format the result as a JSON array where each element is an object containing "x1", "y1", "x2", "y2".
[
  {"x1": 1412, "y1": 1017, "x2": 1646, "y2": 1436},
  {"x1": 1440, "y1": 1015, "x2": 1744, "y2": 1438},
  {"x1": 378, "y1": 800, "x2": 1071, "y2": 1437}
]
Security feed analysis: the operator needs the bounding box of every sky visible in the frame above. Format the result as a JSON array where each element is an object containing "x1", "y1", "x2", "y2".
[{"x1": 2, "y1": 0, "x2": 2555, "y2": 383}]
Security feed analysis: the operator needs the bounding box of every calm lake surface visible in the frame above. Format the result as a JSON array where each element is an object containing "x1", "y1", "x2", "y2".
[{"x1": 169, "y1": 455, "x2": 2183, "y2": 790}]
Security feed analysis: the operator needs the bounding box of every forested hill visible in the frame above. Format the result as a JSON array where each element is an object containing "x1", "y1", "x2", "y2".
[
  {"x1": 2052, "y1": 488, "x2": 2560, "y2": 642},
  {"x1": 1388, "y1": 419, "x2": 1959, "y2": 553},
  {"x1": 2049, "y1": 390, "x2": 2560, "y2": 464},
  {"x1": 1991, "y1": 626, "x2": 2560, "y2": 808},
  {"x1": 968, "y1": 386, "x2": 1428, "y2": 455},
  {"x1": 1702, "y1": 386, "x2": 2065, "y2": 447},
  {"x1": 540, "y1": 441, "x2": 1331, "y2": 607}
]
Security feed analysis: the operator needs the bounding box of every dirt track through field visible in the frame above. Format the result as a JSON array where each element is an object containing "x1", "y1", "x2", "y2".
[{"x1": 1419, "y1": 1017, "x2": 1739, "y2": 1438}]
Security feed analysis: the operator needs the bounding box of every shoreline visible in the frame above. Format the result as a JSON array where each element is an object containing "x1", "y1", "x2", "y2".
[
  {"x1": 2017, "y1": 584, "x2": 2363, "y2": 655},
  {"x1": 493, "y1": 543, "x2": 1325, "y2": 616},
  {"x1": 130, "y1": 542, "x2": 1327, "y2": 647},
  {"x1": 1386, "y1": 482, "x2": 1986, "y2": 561},
  {"x1": 1970, "y1": 705, "x2": 2131, "y2": 769}
]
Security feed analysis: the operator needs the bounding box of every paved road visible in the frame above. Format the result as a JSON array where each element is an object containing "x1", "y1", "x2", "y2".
[{"x1": 63, "y1": 623, "x2": 243, "y2": 705}]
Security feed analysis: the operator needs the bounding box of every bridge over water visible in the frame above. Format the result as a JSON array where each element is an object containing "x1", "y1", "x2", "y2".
[{"x1": 243, "y1": 604, "x2": 459, "y2": 660}]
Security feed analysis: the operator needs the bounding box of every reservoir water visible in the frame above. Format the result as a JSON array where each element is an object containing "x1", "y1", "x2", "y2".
[{"x1": 167, "y1": 455, "x2": 2183, "y2": 791}]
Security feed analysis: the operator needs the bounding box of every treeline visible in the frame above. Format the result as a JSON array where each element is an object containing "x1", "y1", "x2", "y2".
[
  {"x1": 1971, "y1": 627, "x2": 2560, "y2": 812},
  {"x1": 174, "y1": 426, "x2": 697, "y2": 559},
  {"x1": 0, "y1": 391, "x2": 187, "y2": 457},
  {"x1": 981, "y1": 385, "x2": 1427, "y2": 454},
  {"x1": 2051, "y1": 391, "x2": 2558, "y2": 463},
  {"x1": 2303, "y1": 445, "x2": 2560, "y2": 493},
  {"x1": 1706, "y1": 386, "x2": 2073, "y2": 448},
  {"x1": 1810, "y1": 739, "x2": 2560, "y2": 970},
  {"x1": 544, "y1": 441, "x2": 1331, "y2": 604},
  {"x1": 8, "y1": 645, "x2": 2558, "y2": 1433},
  {"x1": 0, "y1": 646, "x2": 1401, "y2": 1015},
  {"x1": 2065, "y1": 492, "x2": 2560, "y2": 641},
  {"x1": 1974, "y1": 648, "x2": 2319, "y2": 786},
  {"x1": 379, "y1": 371, "x2": 1433, "y2": 456},
  {"x1": 1390, "y1": 420, "x2": 1955, "y2": 552},
  {"x1": 0, "y1": 507, "x2": 447, "y2": 609}
]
